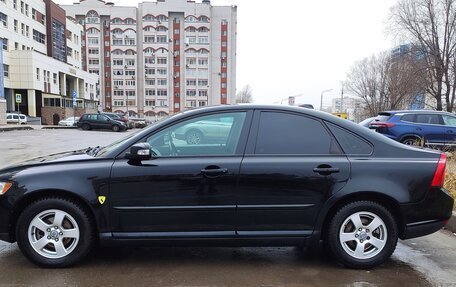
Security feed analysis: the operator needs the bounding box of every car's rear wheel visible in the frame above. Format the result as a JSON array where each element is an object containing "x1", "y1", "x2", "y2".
[
  {"x1": 185, "y1": 129, "x2": 203, "y2": 145},
  {"x1": 326, "y1": 201, "x2": 398, "y2": 269},
  {"x1": 81, "y1": 123, "x2": 90, "y2": 131},
  {"x1": 401, "y1": 136, "x2": 423, "y2": 147},
  {"x1": 16, "y1": 197, "x2": 94, "y2": 268},
  {"x1": 112, "y1": 125, "x2": 120, "y2": 132}
]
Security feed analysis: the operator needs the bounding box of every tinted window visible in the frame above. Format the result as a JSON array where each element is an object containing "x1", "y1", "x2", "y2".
[
  {"x1": 401, "y1": 114, "x2": 415, "y2": 122},
  {"x1": 6, "y1": 115, "x2": 12, "y2": 119},
  {"x1": 146, "y1": 112, "x2": 246, "y2": 157},
  {"x1": 327, "y1": 123, "x2": 372, "y2": 155},
  {"x1": 255, "y1": 112, "x2": 340, "y2": 155},
  {"x1": 415, "y1": 114, "x2": 440, "y2": 124},
  {"x1": 87, "y1": 114, "x2": 97, "y2": 120}
]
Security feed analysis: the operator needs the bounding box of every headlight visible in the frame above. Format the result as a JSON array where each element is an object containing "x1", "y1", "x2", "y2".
[{"x1": 0, "y1": 182, "x2": 13, "y2": 195}]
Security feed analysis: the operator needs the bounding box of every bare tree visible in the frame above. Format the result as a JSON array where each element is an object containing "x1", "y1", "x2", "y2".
[
  {"x1": 389, "y1": 0, "x2": 456, "y2": 111},
  {"x1": 345, "y1": 51, "x2": 421, "y2": 116},
  {"x1": 236, "y1": 85, "x2": 253, "y2": 103}
]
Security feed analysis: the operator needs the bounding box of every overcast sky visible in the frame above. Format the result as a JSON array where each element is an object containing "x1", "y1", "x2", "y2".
[{"x1": 57, "y1": 0, "x2": 400, "y2": 108}]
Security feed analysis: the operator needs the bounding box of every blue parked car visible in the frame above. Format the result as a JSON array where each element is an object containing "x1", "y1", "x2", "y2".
[{"x1": 369, "y1": 110, "x2": 456, "y2": 147}]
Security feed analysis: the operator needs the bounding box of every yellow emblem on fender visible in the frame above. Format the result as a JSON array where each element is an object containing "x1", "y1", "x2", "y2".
[{"x1": 98, "y1": 196, "x2": 106, "y2": 205}]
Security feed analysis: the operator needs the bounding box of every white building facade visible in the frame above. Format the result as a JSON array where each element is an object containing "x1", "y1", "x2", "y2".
[
  {"x1": 61, "y1": 0, "x2": 237, "y2": 119},
  {"x1": 331, "y1": 96, "x2": 364, "y2": 122},
  {"x1": 0, "y1": 0, "x2": 99, "y2": 125}
]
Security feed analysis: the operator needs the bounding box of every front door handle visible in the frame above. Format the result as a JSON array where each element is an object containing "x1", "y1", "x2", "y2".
[
  {"x1": 313, "y1": 165, "x2": 340, "y2": 176},
  {"x1": 201, "y1": 166, "x2": 228, "y2": 178}
]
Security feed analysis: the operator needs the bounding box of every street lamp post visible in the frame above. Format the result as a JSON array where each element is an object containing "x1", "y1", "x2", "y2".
[{"x1": 320, "y1": 89, "x2": 333, "y2": 111}]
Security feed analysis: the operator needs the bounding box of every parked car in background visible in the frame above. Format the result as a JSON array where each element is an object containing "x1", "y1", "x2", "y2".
[
  {"x1": 6, "y1": 113, "x2": 27, "y2": 125},
  {"x1": 359, "y1": 117, "x2": 377, "y2": 128},
  {"x1": 174, "y1": 117, "x2": 233, "y2": 144},
  {"x1": 101, "y1": 112, "x2": 132, "y2": 129},
  {"x1": 369, "y1": 110, "x2": 456, "y2": 147},
  {"x1": 58, "y1": 116, "x2": 79, "y2": 127},
  {"x1": 129, "y1": 118, "x2": 147, "y2": 128},
  {"x1": 0, "y1": 105, "x2": 452, "y2": 269},
  {"x1": 77, "y1": 113, "x2": 126, "y2": 132}
]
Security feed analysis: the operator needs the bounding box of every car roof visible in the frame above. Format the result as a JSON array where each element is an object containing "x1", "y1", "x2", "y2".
[{"x1": 379, "y1": 110, "x2": 453, "y2": 115}]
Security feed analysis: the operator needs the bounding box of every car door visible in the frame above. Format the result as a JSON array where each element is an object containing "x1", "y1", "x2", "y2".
[
  {"x1": 413, "y1": 114, "x2": 445, "y2": 145},
  {"x1": 97, "y1": 114, "x2": 112, "y2": 129},
  {"x1": 442, "y1": 114, "x2": 456, "y2": 145},
  {"x1": 236, "y1": 110, "x2": 350, "y2": 237},
  {"x1": 109, "y1": 110, "x2": 252, "y2": 239}
]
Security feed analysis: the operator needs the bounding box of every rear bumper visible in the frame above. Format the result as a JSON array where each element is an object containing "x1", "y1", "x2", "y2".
[{"x1": 400, "y1": 187, "x2": 454, "y2": 239}]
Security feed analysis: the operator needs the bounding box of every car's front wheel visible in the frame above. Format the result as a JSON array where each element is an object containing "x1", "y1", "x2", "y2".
[
  {"x1": 16, "y1": 197, "x2": 94, "y2": 267},
  {"x1": 81, "y1": 123, "x2": 90, "y2": 131},
  {"x1": 326, "y1": 201, "x2": 398, "y2": 269}
]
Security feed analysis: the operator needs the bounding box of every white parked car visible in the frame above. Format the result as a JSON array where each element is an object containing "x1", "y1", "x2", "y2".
[
  {"x1": 6, "y1": 113, "x2": 27, "y2": 125},
  {"x1": 58, "y1": 116, "x2": 80, "y2": 126}
]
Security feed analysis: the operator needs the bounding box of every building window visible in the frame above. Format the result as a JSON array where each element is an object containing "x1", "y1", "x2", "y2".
[
  {"x1": 111, "y1": 18, "x2": 121, "y2": 24},
  {"x1": 33, "y1": 30, "x2": 45, "y2": 44},
  {"x1": 113, "y1": 90, "x2": 124, "y2": 96},
  {"x1": 1, "y1": 38, "x2": 7, "y2": 50},
  {"x1": 126, "y1": 90, "x2": 136, "y2": 97},
  {"x1": 13, "y1": 0, "x2": 17, "y2": 9},
  {"x1": 53, "y1": 73, "x2": 57, "y2": 84},
  {"x1": 125, "y1": 70, "x2": 135, "y2": 76},
  {"x1": 89, "y1": 69, "x2": 99, "y2": 75},
  {"x1": 186, "y1": 90, "x2": 196, "y2": 97},
  {"x1": 156, "y1": 36, "x2": 167, "y2": 43},
  {"x1": 199, "y1": 90, "x2": 208, "y2": 97},
  {"x1": 156, "y1": 68, "x2": 167, "y2": 75},
  {"x1": 0, "y1": 12, "x2": 7, "y2": 28},
  {"x1": 144, "y1": 36, "x2": 155, "y2": 43},
  {"x1": 198, "y1": 101, "x2": 207, "y2": 107},
  {"x1": 145, "y1": 100, "x2": 156, "y2": 106},
  {"x1": 157, "y1": 15, "x2": 167, "y2": 22},
  {"x1": 32, "y1": 9, "x2": 36, "y2": 20},
  {"x1": 87, "y1": 38, "x2": 99, "y2": 45},
  {"x1": 14, "y1": 42, "x2": 18, "y2": 50},
  {"x1": 145, "y1": 90, "x2": 155, "y2": 96},
  {"x1": 126, "y1": 80, "x2": 136, "y2": 86},
  {"x1": 198, "y1": 37, "x2": 209, "y2": 44},
  {"x1": 198, "y1": 58, "x2": 208, "y2": 66},
  {"x1": 125, "y1": 39, "x2": 135, "y2": 46},
  {"x1": 88, "y1": 48, "x2": 99, "y2": 55},
  {"x1": 125, "y1": 18, "x2": 134, "y2": 24},
  {"x1": 145, "y1": 79, "x2": 155, "y2": 86},
  {"x1": 145, "y1": 57, "x2": 155, "y2": 64},
  {"x1": 25, "y1": 3, "x2": 28, "y2": 16},
  {"x1": 157, "y1": 90, "x2": 167, "y2": 96},
  {"x1": 186, "y1": 79, "x2": 196, "y2": 86},
  {"x1": 144, "y1": 15, "x2": 154, "y2": 22},
  {"x1": 157, "y1": 58, "x2": 167, "y2": 64},
  {"x1": 67, "y1": 47, "x2": 73, "y2": 58},
  {"x1": 36, "y1": 68, "x2": 40, "y2": 80},
  {"x1": 86, "y1": 11, "x2": 99, "y2": 24},
  {"x1": 14, "y1": 20, "x2": 18, "y2": 32},
  {"x1": 3, "y1": 64, "x2": 9, "y2": 78},
  {"x1": 144, "y1": 69, "x2": 155, "y2": 76},
  {"x1": 125, "y1": 59, "x2": 135, "y2": 66},
  {"x1": 20, "y1": 1, "x2": 23, "y2": 13},
  {"x1": 112, "y1": 39, "x2": 123, "y2": 45},
  {"x1": 112, "y1": 59, "x2": 123, "y2": 66},
  {"x1": 88, "y1": 59, "x2": 99, "y2": 65},
  {"x1": 198, "y1": 79, "x2": 208, "y2": 86},
  {"x1": 157, "y1": 79, "x2": 167, "y2": 86},
  {"x1": 52, "y1": 20, "x2": 66, "y2": 62},
  {"x1": 25, "y1": 25, "x2": 29, "y2": 37}
]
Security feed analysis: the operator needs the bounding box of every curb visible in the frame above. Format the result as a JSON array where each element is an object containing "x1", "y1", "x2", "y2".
[
  {"x1": 41, "y1": 126, "x2": 77, "y2": 130},
  {"x1": 0, "y1": 125, "x2": 33, "y2": 132},
  {"x1": 445, "y1": 211, "x2": 456, "y2": 233}
]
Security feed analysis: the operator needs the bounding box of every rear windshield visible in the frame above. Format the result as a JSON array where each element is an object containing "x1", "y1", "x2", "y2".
[{"x1": 375, "y1": 113, "x2": 392, "y2": 122}]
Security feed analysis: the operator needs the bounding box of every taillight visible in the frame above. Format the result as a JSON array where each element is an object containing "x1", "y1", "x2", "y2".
[
  {"x1": 431, "y1": 153, "x2": 447, "y2": 188},
  {"x1": 369, "y1": 122, "x2": 395, "y2": 128}
]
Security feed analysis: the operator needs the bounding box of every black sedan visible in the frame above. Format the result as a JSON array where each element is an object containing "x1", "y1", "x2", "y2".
[{"x1": 0, "y1": 105, "x2": 453, "y2": 268}]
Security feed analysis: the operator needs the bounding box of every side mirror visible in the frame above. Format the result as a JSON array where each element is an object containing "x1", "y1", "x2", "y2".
[{"x1": 125, "y1": 143, "x2": 152, "y2": 160}]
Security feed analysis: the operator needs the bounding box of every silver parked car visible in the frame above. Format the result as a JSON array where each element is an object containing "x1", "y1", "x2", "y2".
[{"x1": 58, "y1": 116, "x2": 80, "y2": 126}]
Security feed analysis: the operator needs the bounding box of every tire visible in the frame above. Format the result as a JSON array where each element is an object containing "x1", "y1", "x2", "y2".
[
  {"x1": 185, "y1": 129, "x2": 204, "y2": 145},
  {"x1": 16, "y1": 197, "x2": 95, "y2": 268},
  {"x1": 112, "y1": 125, "x2": 120, "y2": 132},
  {"x1": 401, "y1": 136, "x2": 423, "y2": 147},
  {"x1": 326, "y1": 201, "x2": 398, "y2": 269},
  {"x1": 81, "y1": 123, "x2": 90, "y2": 131}
]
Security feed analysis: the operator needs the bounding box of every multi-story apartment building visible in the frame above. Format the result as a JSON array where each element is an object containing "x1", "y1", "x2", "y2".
[
  {"x1": 61, "y1": 0, "x2": 237, "y2": 119},
  {"x1": 0, "y1": 0, "x2": 99, "y2": 125},
  {"x1": 331, "y1": 96, "x2": 364, "y2": 122}
]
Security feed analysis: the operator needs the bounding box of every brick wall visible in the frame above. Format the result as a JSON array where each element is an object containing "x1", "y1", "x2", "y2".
[
  {"x1": 41, "y1": 107, "x2": 97, "y2": 125},
  {"x1": 0, "y1": 99, "x2": 6, "y2": 125}
]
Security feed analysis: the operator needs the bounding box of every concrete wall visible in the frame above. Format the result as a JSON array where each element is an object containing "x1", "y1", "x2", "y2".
[
  {"x1": 0, "y1": 99, "x2": 6, "y2": 125},
  {"x1": 41, "y1": 106, "x2": 96, "y2": 125}
]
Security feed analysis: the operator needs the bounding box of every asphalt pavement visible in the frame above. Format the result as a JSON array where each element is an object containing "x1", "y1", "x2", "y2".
[{"x1": 0, "y1": 128, "x2": 454, "y2": 286}]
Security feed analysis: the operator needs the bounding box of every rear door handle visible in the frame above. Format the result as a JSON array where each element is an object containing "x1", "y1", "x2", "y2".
[
  {"x1": 313, "y1": 166, "x2": 340, "y2": 176},
  {"x1": 201, "y1": 167, "x2": 228, "y2": 178}
]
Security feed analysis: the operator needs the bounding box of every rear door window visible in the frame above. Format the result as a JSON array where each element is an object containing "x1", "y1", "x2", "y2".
[
  {"x1": 254, "y1": 112, "x2": 341, "y2": 155},
  {"x1": 374, "y1": 113, "x2": 392, "y2": 122},
  {"x1": 443, "y1": 115, "x2": 456, "y2": 126},
  {"x1": 401, "y1": 114, "x2": 415, "y2": 122},
  {"x1": 327, "y1": 123, "x2": 373, "y2": 155},
  {"x1": 415, "y1": 114, "x2": 441, "y2": 125}
]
